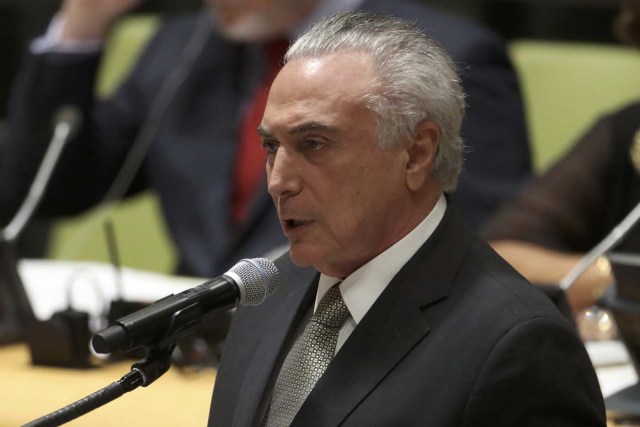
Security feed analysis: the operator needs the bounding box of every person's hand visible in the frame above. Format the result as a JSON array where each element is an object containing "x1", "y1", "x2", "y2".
[{"x1": 60, "y1": 0, "x2": 144, "y2": 41}]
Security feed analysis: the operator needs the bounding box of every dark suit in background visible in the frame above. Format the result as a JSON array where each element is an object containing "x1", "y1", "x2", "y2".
[
  {"x1": 209, "y1": 207, "x2": 605, "y2": 426},
  {"x1": 1, "y1": 0, "x2": 531, "y2": 278}
]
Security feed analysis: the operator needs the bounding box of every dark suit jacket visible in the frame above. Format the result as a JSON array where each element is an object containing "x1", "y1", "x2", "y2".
[
  {"x1": 2, "y1": 0, "x2": 531, "y2": 277},
  {"x1": 208, "y1": 207, "x2": 606, "y2": 426}
]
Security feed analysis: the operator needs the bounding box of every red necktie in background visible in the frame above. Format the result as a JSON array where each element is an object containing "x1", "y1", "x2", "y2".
[{"x1": 232, "y1": 38, "x2": 289, "y2": 223}]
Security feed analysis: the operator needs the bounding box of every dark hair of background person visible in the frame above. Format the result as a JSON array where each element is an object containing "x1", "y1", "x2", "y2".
[{"x1": 615, "y1": 0, "x2": 640, "y2": 47}]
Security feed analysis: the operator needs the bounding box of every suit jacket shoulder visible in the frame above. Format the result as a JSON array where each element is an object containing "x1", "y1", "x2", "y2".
[{"x1": 208, "y1": 207, "x2": 605, "y2": 426}]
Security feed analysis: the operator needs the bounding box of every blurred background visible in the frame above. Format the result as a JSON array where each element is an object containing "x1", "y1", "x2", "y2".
[
  {"x1": 0, "y1": 0, "x2": 631, "y2": 274},
  {"x1": 0, "y1": 0, "x2": 621, "y2": 119}
]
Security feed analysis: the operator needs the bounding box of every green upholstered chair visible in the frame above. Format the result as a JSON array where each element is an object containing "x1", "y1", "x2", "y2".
[
  {"x1": 46, "y1": 15, "x2": 178, "y2": 274},
  {"x1": 509, "y1": 40, "x2": 640, "y2": 172}
]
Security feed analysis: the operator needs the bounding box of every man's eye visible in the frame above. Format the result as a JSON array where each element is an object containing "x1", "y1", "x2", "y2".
[
  {"x1": 261, "y1": 140, "x2": 278, "y2": 154},
  {"x1": 305, "y1": 140, "x2": 326, "y2": 151}
]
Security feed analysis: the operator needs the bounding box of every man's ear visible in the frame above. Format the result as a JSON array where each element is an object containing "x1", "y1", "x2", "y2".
[{"x1": 405, "y1": 120, "x2": 439, "y2": 191}]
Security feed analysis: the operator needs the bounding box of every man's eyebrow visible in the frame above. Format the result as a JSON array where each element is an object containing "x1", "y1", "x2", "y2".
[
  {"x1": 257, "y1": 122, "x2": 336, "y2": 138},
  {"x1": 290, "y1": 122, "x2": 335, "y2": 135}
]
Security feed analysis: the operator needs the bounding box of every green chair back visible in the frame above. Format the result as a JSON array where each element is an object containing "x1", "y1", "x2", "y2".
[
  {"x1": 509, "y1": 40, "x2": 640, "y2": 172},
  {"x1": 47, "y1": 15, "x2": 177, "y2": 274}
]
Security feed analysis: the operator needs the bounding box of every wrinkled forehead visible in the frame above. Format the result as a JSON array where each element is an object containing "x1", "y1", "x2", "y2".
[
  {"x1": 261, "y1": 53, "x2": 379, "y2": 133},
  {"x1": 278, "y1": 51, "x2": 376, "y2": 95}
]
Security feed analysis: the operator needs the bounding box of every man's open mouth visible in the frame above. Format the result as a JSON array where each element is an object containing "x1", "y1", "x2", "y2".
[{"x1": 284, "y1": 219, "x2": 310, "y2": 230}]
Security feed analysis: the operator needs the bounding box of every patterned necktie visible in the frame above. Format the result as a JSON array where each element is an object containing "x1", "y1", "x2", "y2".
[{"x1": 262, "y1": 284, "x2": 350, "y2": 427}]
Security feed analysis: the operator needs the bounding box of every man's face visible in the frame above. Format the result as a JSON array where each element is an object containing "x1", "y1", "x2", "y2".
[
  {"x1": 260, "y1": 52, "x2": 421, "y2": 278},
  {"x1": 205, "y1": 0, "x2": 315, "y2": 41}
]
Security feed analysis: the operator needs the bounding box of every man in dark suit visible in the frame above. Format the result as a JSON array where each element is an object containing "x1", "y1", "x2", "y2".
[
  {"x1": 208, "y1": 12, "x2": 606, "y2": 426},
  {"x1": 1, "y1": 0, "x2": 530, "y2": 278}
]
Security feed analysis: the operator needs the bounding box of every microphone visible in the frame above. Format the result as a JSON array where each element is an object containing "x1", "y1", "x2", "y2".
[
  {"x1": 91, "y1": 257, "x2": 279, "y2": 354},
  {"x1": 1, "y1": 105, "x2": 82, "y2": 243},
  {"x1": 0, "y1": 105, "x2": 81, "y2": 345},
  {"x1": 560, "y1": 198, "x2": 640, "y2": 290}
]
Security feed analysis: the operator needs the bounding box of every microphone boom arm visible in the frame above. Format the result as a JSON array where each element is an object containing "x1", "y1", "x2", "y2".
[
  {"x1": 560, "y1": 199, "x2": 640, "y2": 290},
  {"x1": 1, "y1": 107, "x2": 81, "y2": 243}
]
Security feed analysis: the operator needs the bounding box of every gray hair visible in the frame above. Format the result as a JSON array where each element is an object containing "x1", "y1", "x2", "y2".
[{"x1": 285, "y1": 11, "x2": 465, "y2": 191}]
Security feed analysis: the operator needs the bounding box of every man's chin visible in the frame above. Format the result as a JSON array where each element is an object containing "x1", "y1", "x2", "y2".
[{"x1": 288, "y1": 246, "x2": 317, "y2": 269}]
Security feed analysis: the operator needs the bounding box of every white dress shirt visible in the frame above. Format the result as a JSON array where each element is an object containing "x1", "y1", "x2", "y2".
[{"x1": 315, "y1": 195, "x2": 447, "y2": 353}]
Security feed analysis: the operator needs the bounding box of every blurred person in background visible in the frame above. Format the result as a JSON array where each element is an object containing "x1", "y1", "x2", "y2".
[
  {"x1": 1, "y1": 0, "x2": 531, "y2": 280},
  {"x1": 484, "y1": 0, "x2": 640, "y2": 318}
]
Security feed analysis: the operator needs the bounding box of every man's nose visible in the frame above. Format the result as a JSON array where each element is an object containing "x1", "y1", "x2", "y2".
[{"x1": 267, "y1": 147, "x2": 301, "y2": 198}]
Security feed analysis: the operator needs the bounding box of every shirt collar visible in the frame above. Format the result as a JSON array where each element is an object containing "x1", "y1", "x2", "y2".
[{"x1": 316, "y1": 194, "x2": 447, "y2": 323}]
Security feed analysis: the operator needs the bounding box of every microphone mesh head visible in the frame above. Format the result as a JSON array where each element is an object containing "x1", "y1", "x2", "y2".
[{"x1": 231, "y1": 258, "x2": 279, "y2": 306}]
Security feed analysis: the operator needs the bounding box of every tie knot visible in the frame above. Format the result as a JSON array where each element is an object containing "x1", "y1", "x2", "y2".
[{"x1": 312, "y1": 285, "x2": 350, "y2": 328}]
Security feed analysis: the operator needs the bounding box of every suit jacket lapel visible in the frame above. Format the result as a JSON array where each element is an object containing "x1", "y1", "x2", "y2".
[
  {"x1": 292, "y1": 207, "x2": 474, "y2": 426},
  {"x1": 232, "y1": 258, "x2": 319, "y2": 427}
]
